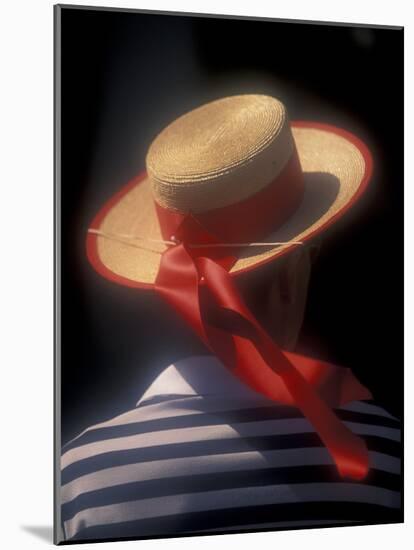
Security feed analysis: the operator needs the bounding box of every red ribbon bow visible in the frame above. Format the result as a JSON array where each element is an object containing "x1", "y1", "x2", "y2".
[{"x1": 155, "y1": 215, "x2": 372, "y2": 481}]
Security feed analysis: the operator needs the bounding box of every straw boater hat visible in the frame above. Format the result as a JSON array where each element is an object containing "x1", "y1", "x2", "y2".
[{"x1": 87, "y1": 94, "x2": 372, "y2": 288}]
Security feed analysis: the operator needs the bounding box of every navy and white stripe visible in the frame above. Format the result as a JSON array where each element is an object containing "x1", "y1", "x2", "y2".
[{"x1": 60, "y1": 356, "x2": 402, "y2": 542}]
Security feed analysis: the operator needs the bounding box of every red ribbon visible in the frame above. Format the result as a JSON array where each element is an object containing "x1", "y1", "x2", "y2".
[
  {"x1": 155, "y1": 215, "x2": 372, "y2": 480},
  {"x1": 155, "y1": 149, "x2": 305, "y2": 244}
]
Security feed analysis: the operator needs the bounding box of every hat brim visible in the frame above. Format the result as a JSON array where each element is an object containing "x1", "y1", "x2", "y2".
[{"x1": 86, "y1": 121, "x2": 373, "y2": 289}]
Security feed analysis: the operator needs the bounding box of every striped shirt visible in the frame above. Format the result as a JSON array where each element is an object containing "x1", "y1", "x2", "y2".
[{"x1": 60, "y1": 355, "x2": 402, "y2": 542}]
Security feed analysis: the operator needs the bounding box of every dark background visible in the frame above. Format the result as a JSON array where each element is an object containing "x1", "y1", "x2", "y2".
[{"x1": 57, "y1": 6, "x2": 403, "y2": 445}]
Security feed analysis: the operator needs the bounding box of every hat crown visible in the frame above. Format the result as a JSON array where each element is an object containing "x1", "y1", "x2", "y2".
[{"x1": 146, "y1": 94, "x2": 295, "y2": 213}]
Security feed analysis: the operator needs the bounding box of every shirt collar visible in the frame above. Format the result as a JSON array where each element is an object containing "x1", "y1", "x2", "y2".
[{"x1": 136, "y1": 355, "x2": 261, "y2": 406}]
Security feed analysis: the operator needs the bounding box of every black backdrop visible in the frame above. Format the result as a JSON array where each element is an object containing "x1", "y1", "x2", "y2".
[{"x1": 57, "y1": 6, "x2": 403, "y2": 444}]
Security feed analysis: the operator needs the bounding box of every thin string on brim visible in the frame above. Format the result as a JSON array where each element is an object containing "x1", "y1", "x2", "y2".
[{"x1": 88, "y1": 228, "x2": 304, "y2": 254}]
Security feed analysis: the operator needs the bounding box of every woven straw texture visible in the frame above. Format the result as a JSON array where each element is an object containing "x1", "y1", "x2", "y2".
[{"x1": 147, "y1": 95, "x2": 293, "y2": 213}]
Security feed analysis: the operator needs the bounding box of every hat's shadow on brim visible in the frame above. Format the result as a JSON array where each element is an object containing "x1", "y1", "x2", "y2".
[{"x1": 237, "y1": 172, "x2": 340, "y2": 261}]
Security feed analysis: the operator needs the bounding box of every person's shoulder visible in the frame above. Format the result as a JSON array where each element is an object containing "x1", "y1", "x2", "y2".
[
  {"x1": 337, "y1": 398, "x2": 401, "y2": 452},
  {"x1": 60, "y1": 394, "x2": 402, "y2": 542},
  {"x1": 337, "y1": 399, "x2": 401, "y2": 427}
]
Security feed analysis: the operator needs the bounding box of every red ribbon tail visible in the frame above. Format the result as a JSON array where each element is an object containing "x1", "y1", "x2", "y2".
[
  {"x1": 197, "y1": 256, "x2": 370, "y2": 481},
  {"x1": 339, "y1": 368, "x2": 373, "y2": 406}
]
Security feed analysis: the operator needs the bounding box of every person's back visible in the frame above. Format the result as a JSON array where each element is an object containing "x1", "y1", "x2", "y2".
[{"x1": 61, "y1": 355, "x2": 401, "y2": 542}]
